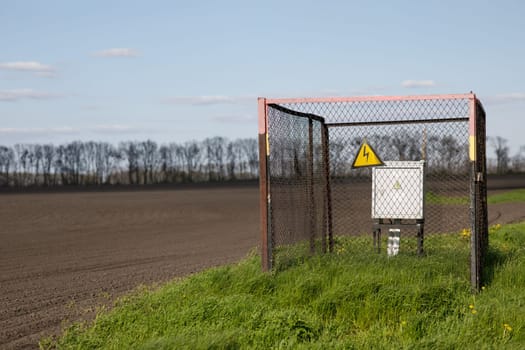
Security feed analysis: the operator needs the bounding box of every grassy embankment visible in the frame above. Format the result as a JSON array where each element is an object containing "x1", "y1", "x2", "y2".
[{"x1": 43, "y1": 190, "x2": 525, "y2": 349}]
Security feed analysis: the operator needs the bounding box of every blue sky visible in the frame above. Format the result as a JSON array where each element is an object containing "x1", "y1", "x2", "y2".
[{"x1": 1, "y1": 0, "x2": 524, "y2": 155}]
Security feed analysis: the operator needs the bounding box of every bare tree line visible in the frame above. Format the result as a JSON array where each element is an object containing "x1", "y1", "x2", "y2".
[
  {"x1": 269, "y1": 132, "x2": 525, "y2": 179},
  {"x1": 0, "y1": 133, "x2": 522, "y2": 188},
  {"x1": 0, "y1": 137, "x2": 259, "y2": 188}
]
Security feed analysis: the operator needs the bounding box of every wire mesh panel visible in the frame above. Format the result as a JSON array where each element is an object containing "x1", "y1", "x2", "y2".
[
  {"x1": 265, "y1": 105, "x2": 328, "y2": 269},
  {"x1": 259, "y1": 94, "x2": 487, "y2": 290}
]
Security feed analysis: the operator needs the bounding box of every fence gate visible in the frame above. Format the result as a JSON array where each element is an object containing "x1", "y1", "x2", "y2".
[{"x1": 258, "y1": 93, "x2": 487, "y2": 291}]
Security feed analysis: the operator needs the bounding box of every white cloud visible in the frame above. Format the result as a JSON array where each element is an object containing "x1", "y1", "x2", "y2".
[
  {"x1": 0, "y1": 89, "x2": 62, "y2": 102},
  {"x1": 0, "y1": 125, "x2": 141, "y2": 136},
  {"x1": 0, "y1": 127, "x2": 77, "y2": 135},
  {"x1": 0, "y1": 61, "x2": 54, "y2": 72},
  {"x1": 211, "y1": 114, "x2": 256, "y2": 123},
  {"x1": 401, "y1": 80, "x2": 436, "y2": 88},
  {"x1": 164, "y1": 95, "x2": 254, "y2": 106},
  {"x1": 484, "y1": 93, "x2": 525, "y2": 104},
  {"x1": 89, "y1": 125, "x2": 140, "y2": 133},
  {"x1": 93, "y1": 48, "x2": 139, "y2": 57}
]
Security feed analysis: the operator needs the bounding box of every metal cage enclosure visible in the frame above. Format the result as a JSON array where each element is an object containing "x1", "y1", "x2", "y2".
[{"x1": 258, "y1": 93, "x2": 487, "y2": 291}]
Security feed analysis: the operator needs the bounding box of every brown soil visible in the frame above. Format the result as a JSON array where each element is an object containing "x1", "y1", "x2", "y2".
[
  {"x1": 1, "y1": 181, "x2": 524, "y2": 349},
  {"x1": 0, "y1": 187, "x2": 258, "y2": 349}
]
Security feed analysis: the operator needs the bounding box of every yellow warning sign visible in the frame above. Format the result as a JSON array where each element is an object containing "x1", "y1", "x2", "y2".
[{"x1": 351, "y1": 140, "x2": 384, "y2": 168}]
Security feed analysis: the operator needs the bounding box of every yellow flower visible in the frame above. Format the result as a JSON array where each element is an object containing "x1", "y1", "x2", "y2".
[
  {"x1": 471, "y1": 309, "x2": 477, "y2": 314},
  {"x1": 469, "y1": 304, "x2": 474, "y2": 309},
  {"x1": 401, "y1": 321, "x2": 407, "y2": 326},
  {"x1": 503, "y1": 323, "x2": 512, "y2": 332},
  {"x1": 461, "y1": 228, "x2": 471, "y2": 239},
  {"x1": 489, "y1": 223, "x2": 502, "y2": 234}
]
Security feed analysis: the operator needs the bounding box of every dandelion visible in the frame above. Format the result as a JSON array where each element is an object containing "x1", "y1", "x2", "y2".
[
  {"x1": 503, "y1": 323, "x2": 513, "y2": 337},
  {"x1": 489, "y1": 223, "x2": 502, "y2": 235},
  {"x1": 468, "y1": 305, "x2": 477, "y2": 314},
  {"x1": 461, "y1": 228, "x2": 471, "y2": 239}
]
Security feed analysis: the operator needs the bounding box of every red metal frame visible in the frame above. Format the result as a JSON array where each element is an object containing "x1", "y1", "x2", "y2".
[
  {"x1": 265, "y1": 93, "x2": 475, "y2": 105},
  {"x1": 258, "y1": 98, "x2": 270, "y2": 271},
  {"x1": 258, "y1": 93, "x2": 486, "y2": 285}
]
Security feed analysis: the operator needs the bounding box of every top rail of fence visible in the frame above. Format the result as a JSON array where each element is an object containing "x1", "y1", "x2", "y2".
[{"x1": 263, "y1": 93, "x2": 478, "y2": 105}]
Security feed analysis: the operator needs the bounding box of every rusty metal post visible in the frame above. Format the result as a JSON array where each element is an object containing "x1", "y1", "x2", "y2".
[
  {"x1": 307, "y1": 117, "x2": 315, "y2": 254},
  {"x1": 258, "y1": 98, "x2": 271, "y2": 271},
  {"x1": 322, "y1": 124, "x2": 334, "y2": 253},
  {"x1": 469, "y1": 95, "x2": 481, "y2": 292},
  {"x1": 475, "y1": 98, "x2": 488, "y2": 284},
  {"x1": 468, "y1": 95, "x2": 489, "y2": 293},
  {"x1": 321, "y1": 124, "x2": 327, "y2": 253}
]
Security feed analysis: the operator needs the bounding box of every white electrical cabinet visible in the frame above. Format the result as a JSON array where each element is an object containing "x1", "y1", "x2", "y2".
[{"x1": 372, "y1": 161, "x2": 425, "y2": 220}]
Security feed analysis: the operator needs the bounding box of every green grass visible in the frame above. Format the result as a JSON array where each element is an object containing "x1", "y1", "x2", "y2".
[
  {"x1": 488, "y1": 188, "x2": 525, "y2": 204},
  {"x1": 42, "y1": 222, "x2": 525, "y2": 349},
  {"x1": 425, "y1": 191, "x2": 469, "y2": 205},
  {"x1": 425, "y1": 188, "x2": 525, "y2": 206}
]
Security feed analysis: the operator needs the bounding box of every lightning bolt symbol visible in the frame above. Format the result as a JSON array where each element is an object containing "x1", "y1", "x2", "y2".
[{"x1": 363, "y1": 145, "x2": 369, "y2": 162}]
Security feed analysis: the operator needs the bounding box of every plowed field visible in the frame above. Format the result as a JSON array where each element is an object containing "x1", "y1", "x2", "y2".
[{"x1": 1, "y1": 178, "x2": 524, "y2": 349}]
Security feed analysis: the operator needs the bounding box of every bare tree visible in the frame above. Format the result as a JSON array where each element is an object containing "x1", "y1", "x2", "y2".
[
  {"x1": 158, "y1": 145, "x2": 170, "y2": 183},
  {"x1": 202, "y1": 138, "x2": 214, "y2": 181},
  {"x1": 204, "y1": 137, "x2": 226, "y2": 181},
  {"x1": 438, "y1": 135, "x2": 463, "y2": 172},
  {"x1": 226, "y1": 140, "x2": 243, "y2": 180},
  {"x1": 104, "y1": 143, "x2": 121, "y2": 184},
  {"x1": 490, "y1": 136, "x2": 510, "y2": 174},
  {"x1": 140, "y1": 140, "x2": 158, "y2": 184},
  {"x1": 13, "y1": 144, "x2": 30, "y2": 186},
  {"x1": 42, "y1": 144, "x2": 55, "y2": 186},
  {"x1": 182, "y1": 141, "x2": 201, "y2": 182},
  {"x1": 239, "y1": 138, "x2": 258, "y2": 178},
  {"x1": 511, "y1": 145, "x2": 525, "y2": 173},
  {"x1": 232, "y1": 139, "x2": 248, "y2": 178},
  {"x1": 32, "y1": 144, "x2": 43, "y2": 185},
  {"x1": 120, "y1": 141, "x2": 141, "y2": 184},
  {"x1": 329, "y1": 140, "x2": 347, "y2": 177},
  {"x1": 0, "y1": 146, "x2": 15, "y2": 186},
  {"x1": 65, "y1": 141, "x2": 85, "y2": 185},
  {"x1": 172, "y1": 142, "x2": 187, "y2": 182},
  {"x1": 84, "y1": 142, "x2": 97, "y2": 184}
]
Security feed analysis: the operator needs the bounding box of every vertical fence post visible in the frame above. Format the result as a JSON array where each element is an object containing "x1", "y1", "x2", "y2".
[
  {"x1": 469, "y1": 95, "x2": 481, "y2": 292},
  {"x1": 476, "y1": 99, "x2": 489, "y2": 284},
  {"x1": 307, "y1": 117, "x2": 315, "y2": 254},
  {"x1": 258, "y1": 98, "x2": 271, "y2": 271},
  {"x1": 321, "y1": 124, "x2": 327, "y2": 253},
  {"x1": 322, "y1": 124, "x2": 334, "y2": 253}
]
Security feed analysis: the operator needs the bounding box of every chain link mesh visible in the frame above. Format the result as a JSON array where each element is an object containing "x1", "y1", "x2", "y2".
[
  {"x1": 267, "y1": 105, "x2": 328, "y2": 269},
  {"x1": 265, "y1": 96, "x2": 486, "y2": 286}
]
